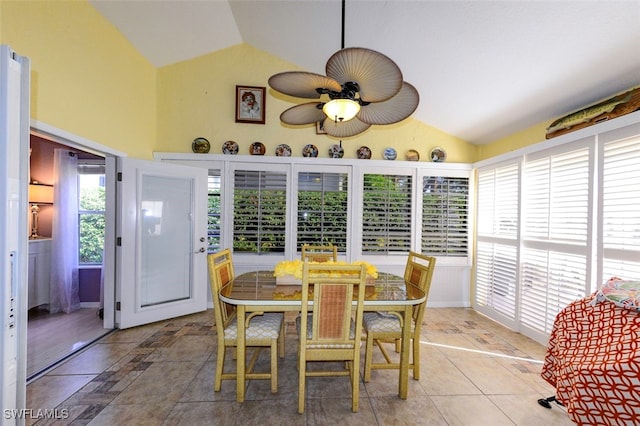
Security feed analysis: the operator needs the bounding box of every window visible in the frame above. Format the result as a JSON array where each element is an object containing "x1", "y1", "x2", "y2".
[
  {"x1": 207, "y1": 170, "x2": 221, "y2": 253},
  {"x1": 297, "y1": 171, "x2": 348, "y2": 251},
  {"x1": 601, "y1": 134, "x2": 640, "y2": 279},
  {"x1": 78, "y1": 163, "x2": 106, "y2": 264},
  {"x1": 233, "y1": 169, "x2": 287, "y2": 253},
  {"x1": 422, "y1": 176, "x2": 469, "y2": 256},
  {"x1": 362, "y1": 173, "x2": 412, "y2": 253},
  {"x1": 476, "y1": 147, "x2": 593, "y2": 336},
  {"x1": 475, "y1": 163, "x2": 520, "y2": 321},
  {"x1": 520, "y1": 146, "x2": 591, "y2": 335},
  {"x1": 473, "y1": 135, "x2": 633, "y2": 344}
]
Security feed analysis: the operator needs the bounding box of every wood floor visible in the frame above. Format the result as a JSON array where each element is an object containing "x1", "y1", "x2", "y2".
[{"x1": 27, "y1": 307, "x2": 112, "y2": 380}]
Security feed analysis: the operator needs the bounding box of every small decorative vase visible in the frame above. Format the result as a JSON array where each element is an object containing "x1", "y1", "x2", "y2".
[
  {"x1": 192, "y1": 137, "x2": 211, "y2": 153},
  {"x1": 276, "y1": 275, "x2": 302, "y2": 286}
]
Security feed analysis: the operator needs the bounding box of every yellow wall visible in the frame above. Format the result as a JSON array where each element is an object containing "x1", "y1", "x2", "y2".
[
  {"x1": 477, "y1": 121, "x2": 553, "y2": 160},
  {"x1": 1, "y1": 0, "x2": 157, "y2": 159}
]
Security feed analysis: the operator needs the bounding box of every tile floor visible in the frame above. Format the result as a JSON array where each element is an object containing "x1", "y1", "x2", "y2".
[{"x1": 26, "y1": 308, "x2": 574, "y2": 425}]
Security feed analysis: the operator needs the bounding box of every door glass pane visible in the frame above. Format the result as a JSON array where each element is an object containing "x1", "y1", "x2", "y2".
[{"x1": 140, "y1": 174, "x2": 193, "y2": 307}]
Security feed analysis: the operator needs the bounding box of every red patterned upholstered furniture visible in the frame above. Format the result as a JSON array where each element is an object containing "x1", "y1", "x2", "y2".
[{"x1": 541, "y1": 292, "x2": 640, "y2": 425}]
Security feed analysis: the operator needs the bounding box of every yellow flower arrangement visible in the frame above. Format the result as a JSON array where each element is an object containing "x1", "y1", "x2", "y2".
[{"x1": 273, "y1": 259, "x2": 378, "y2": 279}]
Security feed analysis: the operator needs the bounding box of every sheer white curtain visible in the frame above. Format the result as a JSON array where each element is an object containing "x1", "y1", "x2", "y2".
[{"x1": 50, "y1": 149, "x2": 80, "y2": 314}]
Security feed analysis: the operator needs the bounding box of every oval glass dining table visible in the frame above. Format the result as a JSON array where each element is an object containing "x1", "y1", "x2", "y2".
[{"x1": 219, "y1": 271, "x2": 426, "y2": 402}]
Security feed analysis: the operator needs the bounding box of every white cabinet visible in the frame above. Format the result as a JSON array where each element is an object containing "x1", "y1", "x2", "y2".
[{"x1": 28, "y1": 238, "x2": 51, "y2": 310}]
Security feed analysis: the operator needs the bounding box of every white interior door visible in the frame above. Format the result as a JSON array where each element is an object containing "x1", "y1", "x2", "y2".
[
  {"x1": 117, "y1": 158, "x2": 208, "y2": 328},
  {"x1": 0, "y1": 45, "x2": 30, "y2": 420}
]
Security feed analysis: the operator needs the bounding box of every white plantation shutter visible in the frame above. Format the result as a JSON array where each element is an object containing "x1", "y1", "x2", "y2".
[
  {"x1": 526, "y1": 150, "x2": 591, "y2": 243},
  {"x1": 601, "y1": 134, "x2": 640, "y2": 282},
  {"x1": 297, "y1": 171, "x2": 348, "y2": 250},
  {"x1": 475, "y1": 163, "x2": 519, "y2": 322},
  {"x1": 520, "y1": 249, "x2": 587, "y2": 334},
  {"x1": 362, "y1": 173, "x2": 413, "y2": 253},
  {"x1": 421, "y1": 176, "x2": 469, "y2": 256},
  {"x1": 477, "y1": 165, "x2": 519, "y2": 238},
  {"x1": 476, "y1": 242, "x2": 518, "y2": 320},
  {"x1": 520, "y1": 145, "x2": 591, "y2": 335},
  {"x1": 233, "y1": 169, "x2": 287, "y2": 253},
  {"x1": 207, "y1": 171, "x2": 221, "y2": 253},
  {"x1": 475, "y1": 143, "x2": 595, "y2": 341}
]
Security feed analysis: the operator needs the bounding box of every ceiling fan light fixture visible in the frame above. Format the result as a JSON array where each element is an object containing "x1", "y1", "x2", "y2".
[{"x1": 322, "y1": 99, "x2": 360, "y2": 122}]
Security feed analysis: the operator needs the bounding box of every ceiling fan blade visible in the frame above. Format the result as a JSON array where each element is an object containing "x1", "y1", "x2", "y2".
[
  {"x1": 326, "y1": 47, "x2": 403, "y2": 103},
  {"x1": 357, "y1": 82, "x2": 419, "y2": 125},
  {"x1": 323, "y1": 117, "x2": 371, "y2": 138},
  {"x1": 268, "y1": 72, "x2": 341, "y2": 99},
  {"x1": 280, "y1": 103, "x2": 325, "y2": 125}
]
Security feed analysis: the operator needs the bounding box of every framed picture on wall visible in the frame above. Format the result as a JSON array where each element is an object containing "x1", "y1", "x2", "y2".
[
  {"x1": 316, "y1": 121, "x2": 327, "y2": 135},
  {"x1": 236, "y1": 85, "x2": 265, "y2": 124}
]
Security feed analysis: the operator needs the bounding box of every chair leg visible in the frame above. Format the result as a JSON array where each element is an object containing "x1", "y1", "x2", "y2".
[
  {"x1": 298, "y1": 356, "x2": 306, "y2": 414},
  {"x1": 278, "y1": 319, "x2": 285, "y2": 358},
  {"x1": 412, "y1": 337, "x2": 420, "y2": 380},
  {"x1": 270, "y1": 339, "x2": 278, "y2": 393},
  {"x1": 214, "y1": 344, "x2": 226, "y2": 392},
  {"x1": 363, "y1": 332, "x2": 374, "y2": 382},
  {"x1": 351, "y1": 352, "x2": 360, "y2": 412}
]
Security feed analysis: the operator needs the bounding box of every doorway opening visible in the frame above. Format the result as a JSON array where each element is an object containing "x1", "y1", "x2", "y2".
[{"x1": 27, "y1": 132, "x2": 114, "y2": 381}]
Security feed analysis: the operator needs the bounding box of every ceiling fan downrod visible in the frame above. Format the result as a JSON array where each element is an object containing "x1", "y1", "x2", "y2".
[{"x1": 341, "y1": 0, "x2": 346, "y2": 50}]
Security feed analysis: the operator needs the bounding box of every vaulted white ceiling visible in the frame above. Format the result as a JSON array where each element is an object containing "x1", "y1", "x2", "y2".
[{"x1": 89, "y1": 0, "x2": 640, "y2": 144}]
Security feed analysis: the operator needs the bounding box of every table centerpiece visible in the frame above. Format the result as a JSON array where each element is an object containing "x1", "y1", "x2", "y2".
[{"x1": 273, "y1": 259, "x2": 378, "y2": 285}]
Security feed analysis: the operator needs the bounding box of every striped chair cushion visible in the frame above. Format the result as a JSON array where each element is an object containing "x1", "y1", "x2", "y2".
[
  {"x1": 363, "y1": 311, "x2": 403, "y2": 333},
  {"x1": 224, "y1": 312, "x2": 282, "y2": 340}
]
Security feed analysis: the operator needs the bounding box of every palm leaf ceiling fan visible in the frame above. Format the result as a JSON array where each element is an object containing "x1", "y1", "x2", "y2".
[{"x1": 268, "y1": 0, "x2": 419, "y2": 138}]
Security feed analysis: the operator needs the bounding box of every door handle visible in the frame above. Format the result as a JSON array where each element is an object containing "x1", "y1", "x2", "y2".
[{"x1": 194, "y1": 247, "x2": 206, "y2": 254}]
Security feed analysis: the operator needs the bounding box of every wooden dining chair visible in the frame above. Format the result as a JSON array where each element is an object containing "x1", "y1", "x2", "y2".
[
  {"x1": 207, "y1": 249, "x2": 285, "y2": 393},
  {"x1": 297, "y1": 261, "x2": 367, "y2": 413},
  {"x1": 300, "y1": 243, "x2": 338, "y2": 263},
  {"x1": 362, "y1": 251, "x2": 436, "y2": 382}
]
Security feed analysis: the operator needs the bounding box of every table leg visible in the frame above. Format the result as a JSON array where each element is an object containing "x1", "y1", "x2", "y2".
[
  {"x1": 236, "y1": 304, "x2": 246, "y2": 402},
  {"x1": 398, "y1": 305, "x2": 411, "y2": 399}
]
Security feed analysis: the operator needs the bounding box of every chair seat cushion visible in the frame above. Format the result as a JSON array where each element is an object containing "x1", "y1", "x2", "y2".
[
  {"x1": 224, "y1": 312, "x2": 282, "y2": 340},
  {"x1": 363, "y1": 311, "x2": 402, "y2": 333}
]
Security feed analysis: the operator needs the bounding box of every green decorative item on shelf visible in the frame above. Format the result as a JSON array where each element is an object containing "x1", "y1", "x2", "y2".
[{"x1": 192, "y1": 137, "x2": 210, "y2": 153}]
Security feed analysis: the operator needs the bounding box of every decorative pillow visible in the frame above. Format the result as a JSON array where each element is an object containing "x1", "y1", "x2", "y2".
[{"x1": 592, "y1": 277, "x2": 640, "y2": 312}]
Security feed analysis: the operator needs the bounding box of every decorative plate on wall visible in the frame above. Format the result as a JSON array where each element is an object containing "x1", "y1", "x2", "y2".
[
  {"x1": 383, "y1": 147, "x2": 397, "y2": 160},
  {"x1": 249, "y1": 141, "x2": 266, "y2": 155},
  {"x1": 357, "y1": 146, "x2": 372, "y2": 159},
  {"x1": 222, "y1": 140, "x2": 239, "y2": 155},
  {"x1": 275, "y1": 144, "x2": 292, "y2": 157},
  {"x1": 302, "y1": 144, "x2": 319, "y2": 157},
  {"x1": 328, "y1": 144, "x2": 344, "y2": 158},
  {"x1": 430, "y1": 147, "x2": 447, "y2": 162},
  {"x1": 192, "y1": 137, "x2": 210, "y2": 153},
  {"x1": 406, "y1": 149, "x2": 420, "y2": 161}
]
